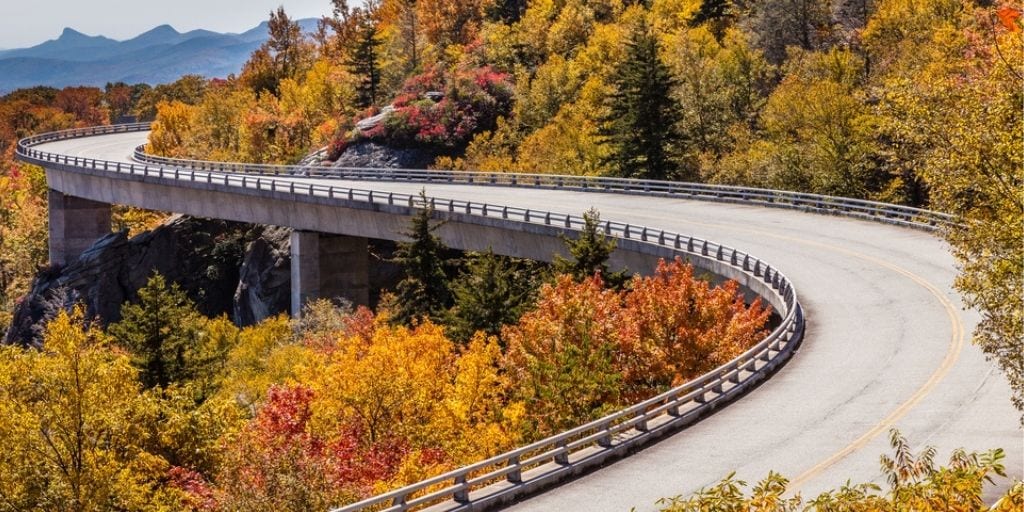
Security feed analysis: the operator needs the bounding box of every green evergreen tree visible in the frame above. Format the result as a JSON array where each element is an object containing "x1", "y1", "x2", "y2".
[
  {"x1": 690, "y1": 0, "x2": 732, "y2": 39},
  {"x1": 552, "y1": 208, "x2": 628, "y2": 287},
  {"x1": 388, "y1": 191, "x2": 455, "y2": 325},
  {"x1": 108, "y1": 273, "x2": 205, "y2": 389},
  {"x1": 600, "y1": 18, "x2": 685, "y2": 181},
  {"x1": 348, "y1": 11, "x2": 382, "y2": 108},
  {"x1": 486, "y1": 0, "x2": 529, "y2": 24},
  {"x1": 448, "y1": 249, "x2": 541, "y2": 343}
]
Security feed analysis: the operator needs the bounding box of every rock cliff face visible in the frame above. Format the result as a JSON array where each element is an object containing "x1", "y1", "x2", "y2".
[
  {"x1": 4, "y1": 216, "x2": 407, "y2": 345},
  {"x1": 3, "y1": 217, "x2": 285, "y2": 346},
  {"x1": 233, "y1": 226, "x2": 291, "y2": 327},
  {"x1": 330, "y1": 140, "x2": 437, "y2": 170}
]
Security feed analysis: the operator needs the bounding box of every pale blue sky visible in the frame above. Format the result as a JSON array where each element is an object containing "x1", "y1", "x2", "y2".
[{"x1": 0, "y1": 1, "x2": 339, "y2": 49}]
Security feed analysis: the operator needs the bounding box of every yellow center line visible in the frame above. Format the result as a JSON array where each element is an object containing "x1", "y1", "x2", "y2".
[{"x1": 667, "y1": 216, "x2": 964, "y2": 490}]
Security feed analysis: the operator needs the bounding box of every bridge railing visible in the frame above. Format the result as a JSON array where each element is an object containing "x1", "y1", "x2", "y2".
[
  {"x1": 132, "y1": 146, "x2": 951, "y2": 231},
  {"x1": 14, "y1": 122, "x2": 953, "y2": 230},
  {"x1": 18, "y1": 126, "x2": 804, "y2": 511}
]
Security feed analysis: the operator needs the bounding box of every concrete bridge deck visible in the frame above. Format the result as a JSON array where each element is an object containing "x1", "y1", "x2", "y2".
[{"x1": 27, "y1": 130, "x2": 1022, "y2": 510}]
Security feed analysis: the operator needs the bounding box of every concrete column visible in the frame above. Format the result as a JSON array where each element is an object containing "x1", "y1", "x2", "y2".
[
  {"x1": 290, "y1": 231, "x2": 370, "y2": 316},
  {"x1": 48, "y1": 189, "x2": 112, "y2": 266}
]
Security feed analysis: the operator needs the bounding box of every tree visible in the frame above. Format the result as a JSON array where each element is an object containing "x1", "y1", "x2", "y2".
[
  {"x1": 745, "y1": 0, "x2": 834, "y2": 64},
  {"x1": 447, "y1": 249, "x2": 540, "y2": 343},
  {"x1": 216, "y1": 385, "x2": 406, "y2": 511},
  {"x1": 418, "y1": 0, "x2": 488, "y2": 48},
  {"x1": 619, "y1": 258, "x2": 770, "y2": 399},
  {"x1": 309, "y1": 319, "x2": 456, "y2": 444},
  {"x1": 53, "y1": 86, "x2": 109, "y2": 127},
  {"x1": 600, "y1": 17, "x2": 685, "y2": 180},
  {"x1": 0, "y1": 310, "x2": 191, "y2": 510},
  {"x1": 503, "y1": 275, "x2": 623, "y2": 435},
  {"x1": 242, "y1": 7, "x2": 313, "y2": 95},
  {"x1": 875, "y1": 5, "x2": 1024, "y2": 416},
  {"x1": 132, "y1": 75, "x2": 207, "y2": 121},
  {"x1": 348, "y1": 11, "x2": 383, "y2": 108},
  {"x1": 690, "y1": 0, "x2": 733, "y2": 39},
  {"x1": 552, "y1": 208, "x2": 627, "y2": 287},
  {"x1": 486, "y1": 0, "x2": 529, "y2": 24},
  {"x1": 108, "y1": 274, "x2": 207, "y2": 389},
  {"x1": 148, "y1": 100, "x2": 197, "y2": 158},
  {"x1": 387, "y1": 191, "x2": 455, "y2": 326},
  {"x1": 382, "y1": 0, "x2": 421, "y2": 74}
]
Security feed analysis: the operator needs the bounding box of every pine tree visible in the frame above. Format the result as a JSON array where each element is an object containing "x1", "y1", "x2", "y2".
[
  {"x1": 600, "y1": 18, "x2": 684, "y2": 181},
  {"x1": 690, "y1": 0, "x2": 732, "y2": 39},
  {"x1": 552, "y1": 208, "x2": 628, "y2": 287},
  {"x1": 448, "y1": 249, "x2": 541, "y2": 343},
  {"x1": 388, "y1": 191, "x2": 455, "y2": 325},
  {"x1": 348, "y1": 11, "x2": 382, "y2": 108},
  {"x1": 108, "y1": 273, "x2": 205, "y2": 389}
]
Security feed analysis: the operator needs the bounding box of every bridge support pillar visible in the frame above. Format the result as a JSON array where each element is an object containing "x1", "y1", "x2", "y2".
[
  {"x1": 290, "y1": 231, "x2": 369, "y2": 316},
  {"x1": 48, "y1": 189, "x2": 111, "y2": 266}
]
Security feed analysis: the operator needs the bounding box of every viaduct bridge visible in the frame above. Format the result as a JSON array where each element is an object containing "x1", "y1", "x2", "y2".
[{"x1": 16, "y1": 124, "x2": 1021, "y2": 511}]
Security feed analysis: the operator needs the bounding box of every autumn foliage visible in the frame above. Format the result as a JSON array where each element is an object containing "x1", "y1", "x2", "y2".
[{"x1": 505, "y1": 258, "x2": 770, "y2": 432}]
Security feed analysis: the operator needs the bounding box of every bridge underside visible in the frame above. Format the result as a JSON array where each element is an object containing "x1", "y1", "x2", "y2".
[{"x1": 290, "y1": 231, "x2": 369, "y2": 315}]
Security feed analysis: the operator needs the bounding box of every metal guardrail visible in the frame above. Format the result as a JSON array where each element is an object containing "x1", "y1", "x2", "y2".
[
  {"x1": 16, "y1": 122, "x2": 953, "y2": 231},
  {"x1": 18, "y1": 123, "x2": 927, "y2": 512},
  {"x1": 130, "y1": 149, "x2": 953, "y2": 233}
]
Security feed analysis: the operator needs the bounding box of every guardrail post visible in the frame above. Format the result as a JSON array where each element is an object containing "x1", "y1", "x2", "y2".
[
  {"x1": 667, "y1": 397, "x2": 682, "y2": 417},
  {"x1": 597, "y1": 423, "x2": 613, "y2": 448},
  {"x1": 391, "y1": 493, "x2": 408, "y2": 509},
  {"x1": 687, "y1": 238, "x2": 694, "y2": 252},
  {"x1": 507, "y1": 456, "x2": 522, "y2": 484},
  {"x1": 701, "y1": 240, "x2": 709, "y2": 256},
  {"x1": 555, "y1": 439, "x2": 569, "y2": 465},
  {"x1": 635, "y1": 411, "x2": 649, "y2": 432},
  {"x1": 453, "y1": 475, "x2": 469, "y2": 503}
]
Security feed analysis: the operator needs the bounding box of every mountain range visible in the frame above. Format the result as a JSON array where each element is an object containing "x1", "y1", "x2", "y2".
[{"x1": 0, "y1": 19, "x2": 320, "y2": 94}]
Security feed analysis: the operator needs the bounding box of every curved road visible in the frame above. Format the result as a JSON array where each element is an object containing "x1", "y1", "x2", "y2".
[{"x1": 32, "y1": 131, "x2": 1022, "y2": 509}]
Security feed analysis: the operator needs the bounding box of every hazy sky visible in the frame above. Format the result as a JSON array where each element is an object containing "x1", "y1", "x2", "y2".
[{"x1": 0, "y1": 1, "x2": 338, "y2": 49}]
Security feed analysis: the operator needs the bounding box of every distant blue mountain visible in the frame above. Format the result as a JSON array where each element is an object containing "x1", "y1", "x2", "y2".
[{"x1": 0, "y1": 19, "x2": 320, "y2": 93}]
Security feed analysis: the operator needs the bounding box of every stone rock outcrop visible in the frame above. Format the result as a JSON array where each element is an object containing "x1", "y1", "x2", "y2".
[
  {"x1": 330, "y1": 140, "x2": 437, "y2": 170},
  {"x1": 3, "y1": 216, "x2": 292, "y2": 346},
  {"x1": 3, "y1": 213, "x2": 411, "y2": 346},
  {"x1": 233, "y1": 226, "x2": 291, "y2": 327}
]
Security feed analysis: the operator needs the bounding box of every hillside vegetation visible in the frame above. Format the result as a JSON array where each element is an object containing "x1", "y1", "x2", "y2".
[
  {"x1": 149, "y1": 0, "x2": 1023, "y2": 424},
  {"x1": 0, "y1": 0, "x2": 1019, "y2": 509}
]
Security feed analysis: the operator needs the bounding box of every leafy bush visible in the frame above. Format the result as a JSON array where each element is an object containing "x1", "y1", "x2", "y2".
[{"x1": 349, "y1": 66, "x2": 514, "y2": 150}]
